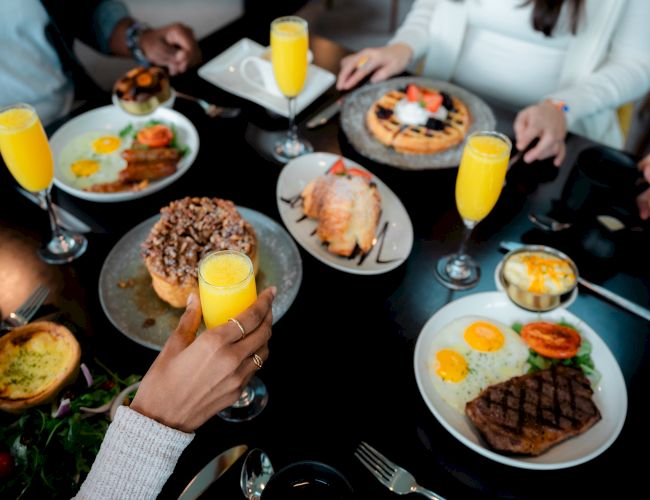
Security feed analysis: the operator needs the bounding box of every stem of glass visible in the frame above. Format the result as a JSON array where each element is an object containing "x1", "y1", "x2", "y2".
[
  {"x1": 41, "y1": 189, "x2": 62, "y2": 240},
  {"x1": 457, "y1": 219, "x2": 477, "y2": 257},
  {"x1": 287, "y1": 97, "x2": 297, "y2": 149}
]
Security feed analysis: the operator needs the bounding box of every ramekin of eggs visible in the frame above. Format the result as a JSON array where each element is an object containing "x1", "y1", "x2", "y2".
[{"x1": 499, "y1": 245, "x2": 578, "y2": 312}]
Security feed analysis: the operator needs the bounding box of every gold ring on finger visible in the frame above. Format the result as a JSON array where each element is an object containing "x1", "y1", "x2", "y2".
[
  {"x1": 252, "y1": 354, "x2": 263, "y2": 369},
  {"x1": 229, "y1": 318, "x2": 246, "y2": 341},
  {"x1": 356, "y1": 55, "x2": 369, "y2": 69}
]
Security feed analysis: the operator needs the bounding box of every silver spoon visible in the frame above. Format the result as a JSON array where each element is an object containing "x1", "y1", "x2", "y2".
[
  {"x1": 175, "y1": 91, "x2": 241, "y2": 118},
  {"x1": 240, "y1": 448, "x2": 275, "y2": 499},
  {"x1": 528, "y1": 212, "x2": 572, "y2": 232}
]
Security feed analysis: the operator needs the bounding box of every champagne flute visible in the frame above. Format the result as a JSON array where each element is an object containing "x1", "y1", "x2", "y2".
[
  {"x1": 0, "y1": 103, "x2": 87, "y2": 264},
  {"x1": 198, "y1": 250, "x2": 267, "y2": 422},
  {"x1": 435, "y1": 131, "x2": 511, "y2": 289},
  {"x1": 270, "y1": 16, "x2": 313, "y2": 163}
]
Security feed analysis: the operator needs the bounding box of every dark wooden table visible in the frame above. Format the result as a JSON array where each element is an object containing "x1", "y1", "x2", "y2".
[{"x1": 1, "y1": 15, "x2": 649, "y2": 500}]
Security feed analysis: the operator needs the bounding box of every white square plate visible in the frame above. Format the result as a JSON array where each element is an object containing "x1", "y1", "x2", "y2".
[{"x1": 198, "y1": 38, "x2": 335, "y2": 117}]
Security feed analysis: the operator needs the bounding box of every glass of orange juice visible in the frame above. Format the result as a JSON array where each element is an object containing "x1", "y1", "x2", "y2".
[
  {"x1": 198, "y1": 250, "x2": 267, "y2": 422},
  {"x1": 435, "y1": 131, "x2": 511, "y2": 290},
  {"x1": 0, "y1": 103, "x2": 87, "y2": 264},
  {"x1": 270, "y1": 16, "x2": 313, "y2": 163}
]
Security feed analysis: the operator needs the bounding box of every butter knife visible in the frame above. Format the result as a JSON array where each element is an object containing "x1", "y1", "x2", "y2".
[
  {"x1": 16, "y1": 188, "x2": 92, "y2": 233},
  {"x1": 178, "y1": 444, "x2": 248, "y2": 500},
  {"x1": 500, "y1": 241, "x2": 650, "y2": 322},
  {"x1": 306, "y1": 97, "x2": 343, "y2": 129}
]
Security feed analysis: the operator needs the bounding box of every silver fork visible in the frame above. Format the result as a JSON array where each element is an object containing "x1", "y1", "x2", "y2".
[
  {"x1": 355, "y1": 442, "x2": 445, "y2": 500},
  {"x1": 0, "y1": 284, "x2": 49, "y2": 331},
  {"x1": 175, "y1": 91, "x2": 241, "y2": 118}
]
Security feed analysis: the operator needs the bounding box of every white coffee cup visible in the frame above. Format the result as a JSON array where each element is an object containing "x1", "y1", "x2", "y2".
[{"x1": 240, "y1": 49, "x2": 313, "y2": 97}]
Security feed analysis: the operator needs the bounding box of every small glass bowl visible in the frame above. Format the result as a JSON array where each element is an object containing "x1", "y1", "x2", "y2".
[{"x1": 498, "y1": 244, "x2": 578, "y2": 312}]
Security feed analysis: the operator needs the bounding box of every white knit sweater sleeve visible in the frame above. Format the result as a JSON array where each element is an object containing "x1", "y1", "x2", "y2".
[
  {"x1": 74, "y1": 406, "x2": 194, "y2": 500},
  {"x1": 388, "y1": 0, "x2": 439, "y2": 61},
  {"x1": 548, "y1": 0, "x2": 650, "y2": 127}
]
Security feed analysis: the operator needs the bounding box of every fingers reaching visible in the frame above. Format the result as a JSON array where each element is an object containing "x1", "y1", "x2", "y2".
[{"x1": 161, "y1": 292, "x2": 202, "y2": 358}]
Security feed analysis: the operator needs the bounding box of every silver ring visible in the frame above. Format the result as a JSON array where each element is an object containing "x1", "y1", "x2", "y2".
[
  {"x1": 252, "y1": 354, "x2": 263, "y2": 369},
  {"x1": 228, "y1": 318, "x2": 245, "y2": 340}
]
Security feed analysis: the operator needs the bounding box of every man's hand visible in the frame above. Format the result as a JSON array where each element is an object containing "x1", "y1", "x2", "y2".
[{"x1": 139, "y1": 23, "x2": 201, "y2": 75}]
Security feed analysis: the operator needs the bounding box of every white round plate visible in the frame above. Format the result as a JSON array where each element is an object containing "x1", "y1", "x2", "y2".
[
  {"x1": 414, "y1": 291, "x2": 627, "y2": 470},
  {"x1": 50, "y1": 105, "x2": 199, "y2": 202},
  {"x1": 493, "y1": 260, "x2": 579, "y2": 309},
  {"x1": 276, "y1": 152, "x2": 414, "y2": 275}
]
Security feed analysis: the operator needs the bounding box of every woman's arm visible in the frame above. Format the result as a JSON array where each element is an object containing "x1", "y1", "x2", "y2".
[
  {"x1": 547, "y1": 0, "x2": 650, "y2": 128},
  {"x1": 389, "y1": 0, "x2": 440, "y2": 63}
]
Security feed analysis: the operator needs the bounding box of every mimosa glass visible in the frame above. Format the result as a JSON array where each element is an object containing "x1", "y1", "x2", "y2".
[
  {"x1": 0, "y1": 103, "x2": 87, "y2": 264},
  {"x1": 270, "y1": 16, "x2": 313, "y2": 163},
  {"x1": 435, "y1": 131, "x2": 511, "y2": 289},
  {"x1": 198, "y1": 250, "x2": 267, "y2": 422}
]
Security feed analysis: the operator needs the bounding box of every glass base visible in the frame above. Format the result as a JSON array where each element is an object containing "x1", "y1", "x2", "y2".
[
  {"x1": 218, "y1": 376, "x2": 268, "y2": 422},
  {"x1": 38, "y1": 232, "x2": 87, "y2": 265},
  {"x1": 435, "y1": 252, "x2": 481, "y2": 290},
  {"x1": 273, "y1": 137, "x2": 313, "y2": 164}
]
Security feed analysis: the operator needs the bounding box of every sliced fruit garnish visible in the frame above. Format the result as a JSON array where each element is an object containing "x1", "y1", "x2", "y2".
[
  {"x1": 406, "y1": 84, "x2": 421, "y2": 103},
  {"x1": 422, "y1": 93, "x2": 443, "y2": 112},
  {"x1": 347, "y1": 167, "x2": 372, "y2": 179},
  {"x1": 327, "y1": 158, "x2": 347, "y2": 175}
]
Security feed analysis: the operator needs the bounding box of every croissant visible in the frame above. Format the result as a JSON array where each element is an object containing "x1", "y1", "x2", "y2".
[{"x1": 302, "y1": 174, "x2": 381, "y2": 256}]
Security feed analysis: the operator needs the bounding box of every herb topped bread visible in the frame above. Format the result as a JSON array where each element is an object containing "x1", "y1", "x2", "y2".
[{"x1": 0, "y1": 322, "x2": 81, "y2": 412}]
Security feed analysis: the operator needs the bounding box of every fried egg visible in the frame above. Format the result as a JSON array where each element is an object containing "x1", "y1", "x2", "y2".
[
  {"x1": 429, "y1": 316, "x2": 529, "y2": 413},
  {"x1": 59, "y1": 131, "x2": 127, "y2": 189}
]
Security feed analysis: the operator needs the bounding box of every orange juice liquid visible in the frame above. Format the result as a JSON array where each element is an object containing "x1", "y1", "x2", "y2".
[
  {"x1": 0, "y1": 106, "x2": 54, "y2": 192},
  {"x1": 271, "y1": 19, "x2": 309, "y2": 98},
  {"x1": 198, "y1": 251, "x2": 257, "y2": 329},
  {"x1": 455, "y1": 134, "x2": 511, "y2": 223}
]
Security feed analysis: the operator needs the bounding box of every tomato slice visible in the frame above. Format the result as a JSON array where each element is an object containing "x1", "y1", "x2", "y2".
[
  {"x1": 406, "y1": 84, "x2": 421, "y2": 102},
  {"x1": 521, "y1": 322, "x2": 581, "y2": 359},
  {"x1": 327, "y1": 158, "x2": 347, "y2": 175},
  {"x1": 347, "y1": 167, "x2": 372, "y2": 180},
  {"x1": 0, "y1": 451, "x2": 13, "y2": 478},
  {"x1": 136, "y1": 124, "x2": 173, "y2": 148}
]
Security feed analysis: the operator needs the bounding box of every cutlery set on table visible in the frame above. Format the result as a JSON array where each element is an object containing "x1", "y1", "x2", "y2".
[{"x1": 179, "y1": 442, "x2": 444, "y2": 499}]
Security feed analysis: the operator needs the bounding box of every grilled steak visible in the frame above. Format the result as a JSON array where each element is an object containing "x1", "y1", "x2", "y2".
[{"x1": 465, "y1": 366, "x2": 601, "y2": 455}]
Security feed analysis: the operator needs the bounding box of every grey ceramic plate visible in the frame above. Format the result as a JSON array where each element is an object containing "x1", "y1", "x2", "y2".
[
  {"x1": 340, "y1": 77, "x2": 496, "y2": 170},
  {"x1": 99, "y1": 207, "x2": 302, "y2": 350}
]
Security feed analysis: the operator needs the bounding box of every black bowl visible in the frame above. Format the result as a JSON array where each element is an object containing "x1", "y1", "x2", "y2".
[{"x1": 261, "y1": 461, "x2": 354, "y2": 500}]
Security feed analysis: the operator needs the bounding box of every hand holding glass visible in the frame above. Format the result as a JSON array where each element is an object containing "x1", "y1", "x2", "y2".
[
  {"x1": 198, "y1": 250, "x2": 267, "y2": 422},
  {"x1": 270, "y1": 16, "x2": 313, "y2": 163},
  {"x1": 435, "y1": 131, "x2": 511, "y2": 289},
  {"x1": 0, "y1": 103, "x2": 87, "y2": 264}
]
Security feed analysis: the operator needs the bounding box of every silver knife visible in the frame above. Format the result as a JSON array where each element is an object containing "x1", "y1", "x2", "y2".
[
  {"x1": 500, "y1": 241, "x2": 650, "y2": 322},
  {"x1": 16, "y1": 188, "x2": 92, "y2": 233},
  {"x1": 306, "y1": 97, "x2": 343, "y2": 129},
  {"x1": 178, "y1": 444, "x2": 248, "y2": 500}
]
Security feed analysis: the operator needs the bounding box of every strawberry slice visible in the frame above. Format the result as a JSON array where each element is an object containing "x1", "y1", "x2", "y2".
[
  {"x1": 422, "y1": 93, "x2": 443, "y2": 112},
  {"x1": 327, "y1": 158, "x2": 347, "y2": 175},
  {"x1": 347, "y1": 167, "x2": 372, "y2": 179},
  {"x1": 406, "y1": 84, "x2": 421, "y2": 102}
]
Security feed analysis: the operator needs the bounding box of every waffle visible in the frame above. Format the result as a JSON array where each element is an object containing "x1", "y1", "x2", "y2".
[{"x1": 366, "y1": 87, "x2": 471, "y2": 154}]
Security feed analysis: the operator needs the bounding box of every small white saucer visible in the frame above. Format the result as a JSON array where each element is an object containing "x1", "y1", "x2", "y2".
[
  {"x1": 493, "y1": 260, "x2": 579, "y2": 309},
  {"x1": 198, "y1": 38, "x2": 335, "y2": 117}
]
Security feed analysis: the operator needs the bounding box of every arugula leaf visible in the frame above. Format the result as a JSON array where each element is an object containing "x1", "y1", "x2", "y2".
[
  {"x1": 118, "y1": 123, "x2": 133, "y2": 138},
  {"x1": 0, "y1": 361, "x2": 140, "y2": 499},
  {"x1": 511, "y1": 322, "x2": 523, "y2": 334}
]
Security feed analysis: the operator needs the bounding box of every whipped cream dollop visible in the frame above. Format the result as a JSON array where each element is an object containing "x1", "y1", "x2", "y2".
[{"x1": 394, "y1": 98, "x2": 448, "y2": 126}]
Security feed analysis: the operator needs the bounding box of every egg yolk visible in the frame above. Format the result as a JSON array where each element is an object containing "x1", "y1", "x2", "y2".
[
  {"x1": 92, "y1": 135, "x2": 121, "y2": 154},
  {"x1": 70, "y1": 159, "x2": 100, "y2": 177},
  {"x1": 435, "y1": 349, "x2": 468, "y2": 383},
  {"x1": 464, "y1": 321, "x2": 504, "y2": 352}
]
